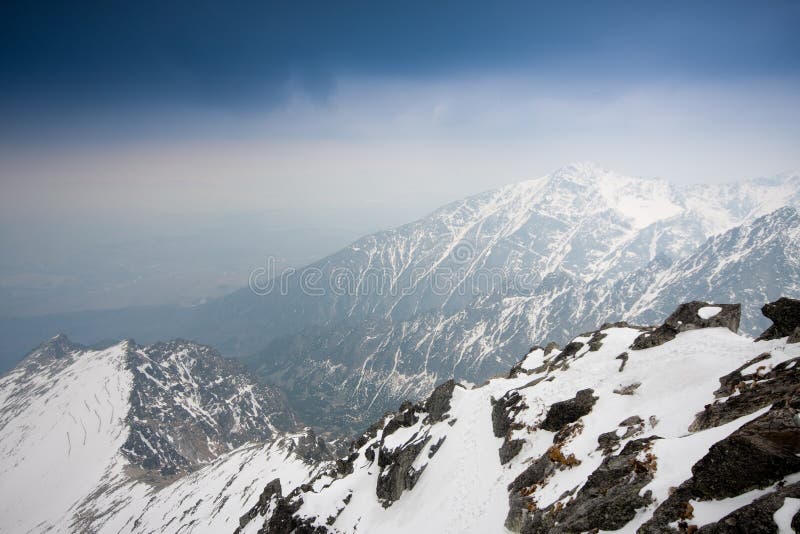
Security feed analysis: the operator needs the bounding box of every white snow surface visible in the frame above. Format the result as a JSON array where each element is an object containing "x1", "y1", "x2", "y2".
[
  {"x1": 698, "y1": 306, "x2": 722, "y2": 319},
  {"x1": 79, "y1": 434, "x2": 324, "y2": 534},
  {"x1": 0, "y1": 339, "x2": 325, "y2": 534},
  {"x1": 0, "y1": 342, "x2": 133, "y2": 533},
  {"x1": 278, "y1": 326, "x2": 800, "y2": 533},
  {"x1": 774, "y1": 497, "x2": 800, "y2": 533}
]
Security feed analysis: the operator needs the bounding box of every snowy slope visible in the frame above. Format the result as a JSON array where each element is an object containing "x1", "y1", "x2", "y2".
[
  {"x1": 73, "y1": 432, "x2": 330, "y2": 534},
  {"x1": 243, "y1": 299, "x2": 800, "y2": 533},
  {"x1": 0, "y1": 335, "x2": 320, "y2": 533},
  {"x1": 249, "y1": 200, "x2": 800, "y2": 432},
  {"x1": 0, "y1": 339, "x2": 132, "y2": 533}
]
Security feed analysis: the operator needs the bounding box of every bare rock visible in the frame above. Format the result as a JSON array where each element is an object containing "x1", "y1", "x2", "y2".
[
  {"x1": 540, "y1": 389, "x2": 598, "y2": 432},
  {"x1": 690, "y1": 355, "x2": 800, "y2": 432},
  {"x1": 424, "y1": 379, "x2": 456, "y2": 423},
  {"x1": 756, "y1": 297, "x2": 800, "y2": 341},
  {"x1": 631, "y1": 301, "x2": 741, "y2": 350},
  {"x1": 520, "y1": 437, "x2": 658, "y2": 533}
]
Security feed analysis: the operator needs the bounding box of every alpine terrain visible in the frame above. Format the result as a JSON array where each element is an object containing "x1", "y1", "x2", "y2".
[
  {"x1": 238, "y1": 297, "x2": 800, "y2": 534},
  {"x1": 239, "y1": 164, "x2": 800, "y2": 431},
  {"x1": 5, "y1": 297, "x2": 799, "y2": 532},
  {"x1": 2, "y1": 164, "x2": 798, "y2": 434},
  {"x1": 0, "y1": 335, "x2": 334, "y2": 533}
]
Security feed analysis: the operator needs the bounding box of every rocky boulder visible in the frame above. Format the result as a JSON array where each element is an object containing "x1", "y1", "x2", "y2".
[
  {"x1": 755, "y1": 297, "x2": 800, "y2": 342},
  {"x1": 424, "y1": 379, "x2": 456, "y2": 423},
  {"x1": 641, "y1": 399, "x2": 800, "y2": 532},
  {"x1": 631, "y1": 301, "x2": 741, "y2": 350},
  {"x1": 519, "y1": 437, "x2": 658, "y2": 533},
  {"x1": 539, "y1": 389, "x2": 598, "y2": 432}
]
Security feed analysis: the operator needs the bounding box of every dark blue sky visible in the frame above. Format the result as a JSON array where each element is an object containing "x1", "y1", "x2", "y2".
[
  {"x1": 2, "y1": 0, "x2": 799, "y2": 117},
  {"x1": 1, "y1": 0, "x2": 800, "y2": 218},
  {"x1": 1, "y1": 1, "x2": 800, "y2": 316}
]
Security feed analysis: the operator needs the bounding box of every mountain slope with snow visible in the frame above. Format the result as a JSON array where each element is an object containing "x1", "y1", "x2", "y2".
[
  {"x1": 2, "y1": 164, "x2": 798, "y2": 436},
  {"x1": 241, "y1": 298, "x2": 800, "y2": 534},
  {"x1": 0, "y1": 335, "x2": 320, "y2": 533},
  {"x1": 248, "y1": 201, "x2": 800, "y2": 432}
]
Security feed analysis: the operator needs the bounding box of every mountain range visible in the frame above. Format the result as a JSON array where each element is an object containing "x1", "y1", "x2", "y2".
[
  {"x1": 3, "y1": 297, "x2": 800, "y2": 533},
  {"x1": 0, "y1": 335, "x2": 336, "y2": 533},
  {"x1": 1, "y1": 163, "x2": 798, "y2": 435}
]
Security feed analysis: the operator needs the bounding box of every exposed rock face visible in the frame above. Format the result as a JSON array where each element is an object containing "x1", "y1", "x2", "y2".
[
  {"x1": 641, "y1": 400, "x2": 800, "y2": 532},
  {"x1": 493, "y1": 390, "x2": 529, "y2": 463},
  {"x1": 539, "y1": 389, "x2": 598, "y2": 432},
  {"x1": 492, "y1": 391, "x2": 527, "y2": 437},
  {"x1": 377, "y1": 438, "x2": 429, "y2": 505},
  {"x1": 692, "y1": 403, "x2": 800, "y2": 499},
  {"x1": 505, "y1": 454, "x2": 557, "y2": 531},
  {"x1": 520, "y1": 437, "x2": 658, "y2": 533},
  {"x1": 597, "y1": 416, "x2": 645, "y2": 455},
  {"x1": 237, "y1": 478, "x2": 283, "y2": 530},
  {"x1": 756, "y1": 297, "x2": 800, "y2": 341},
  {"x1": 631, "y1": 301, "x2": 741, "y2": 350},
  {"x1": 690, "y1": 353, "x2": 800, "y2": 431},
  {"x1": 121, "y1": 340, "x2": 295, "y2": 477},
  {"x1": 424, "y1": 379, "x2": 456, "y2": 423},
  {"x1": 697, "y1": 481, "x2": 800, "y2": 533}
]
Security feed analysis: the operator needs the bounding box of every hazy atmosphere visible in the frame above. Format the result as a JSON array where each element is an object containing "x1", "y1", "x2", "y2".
[{"x1": 2, "y1": 1, "x2": 799, "y2": 317}]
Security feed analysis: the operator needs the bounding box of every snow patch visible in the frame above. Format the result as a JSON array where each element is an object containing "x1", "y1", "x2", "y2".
[{"x1": 698, "y1": 306, "x2": 722, "y2": 319}]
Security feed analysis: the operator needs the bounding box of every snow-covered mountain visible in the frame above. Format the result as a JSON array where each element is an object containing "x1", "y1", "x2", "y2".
[
  {"x1": 2, "y1": 163, "x2": 798, "y2": 435},
  {"x1": 2, "y1": 297, "x2": 799, "y2": 533},
  {"x1": 240, "y1": 164, "x2": 800, "y2": 431},
  {"x1": 239, "y1": 298, "x2": 800, "y2": 534},
  {"x1": 0, "y1": 335, "x2": 332, "y2": 533}
]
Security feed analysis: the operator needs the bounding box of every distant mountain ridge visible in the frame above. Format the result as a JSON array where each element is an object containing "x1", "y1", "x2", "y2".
[
  {"x1": 239, "y1": 164, "x2": 800, "y2": 430},
  {"x1": 1, "y1": 164, "x2": 798, "y2": 433}
]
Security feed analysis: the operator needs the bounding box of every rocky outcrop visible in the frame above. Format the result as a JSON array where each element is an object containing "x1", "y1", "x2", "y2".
[
  {"x1": 505, "y1": 454, "x2": 558, "y2": 531},
  {"x1": 697, "y1": 481, "x2": 800, "y2": 533},
  {"x1": 641, "y1": 400, "x2": 800, "y2": 532},
  {"x1": 519, "y1": 437, "x2": 658, "y2": 533},
  {"x1": 539, "y1": 389, "x2": 598, "y2": 432},
  {"x1": 424, "y1": 379, "x2": 456, "y2": 423},
  {"x1": 236, "y1": 478, "x2": 283, "y2": 531},
  {"x1": 631, "y1": 301, "x2": 741, "y2": 350},
  {"x1": 597, "y1": 415, "x2": 645, "y2": 455},
  {"x1": 690, "y1": 353, "x2": 800, "y2": 431},
  {"x1": 755, "y1": 297, "x2": 800, "y2": 342},
  {"x1": 377, "y1": 438, "x2": 430, "y2": 506},
  {"x1": 493, "y1": 390, "x2": 529, "y2": 464}
]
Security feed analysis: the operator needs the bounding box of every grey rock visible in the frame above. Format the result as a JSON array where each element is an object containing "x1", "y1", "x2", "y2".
[
  {"x1": 756, "y1": 297, "x2": 800, "y2": 341},
  {"x1": 613, "y1": 382, "x2": 641, "y2": 395},
  {"x1": 520, "y1": 437, "x2": 658, "y2": 533},
  {"x1": 690, "y1": 354, "x2": 800, "y2": 432},
  {"x1": 376, "y1": 438, "x2": 430, "y2": 506},
  {"x1": 697, "y1": 481, "x2": 800, "y2": 533},
  {"x1": 631, "y1": 301, "x2": 741, "y2": 350},
  {"x1": 424, "y1": 379, "x2": 456, "y2": 423},
  {"x1": 691, "y1": 404, "x2": 800, "y2": 499},
  {"x1": 500, "y1": 439, "x2": 525, "y2": 465},
  {"x1": 540, "y1": 389, "x2": 598, "y2": 432},
  {"x1": 641, "y1": 401, "x2": 800, "y2": 532},
  {"x1": 492, "y1": 391, "x2": 527, "y2": 438}
]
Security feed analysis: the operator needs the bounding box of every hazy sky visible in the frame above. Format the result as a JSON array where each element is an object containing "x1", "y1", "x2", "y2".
[{"x1": 1, "y1": 0, "x2": 799, "y2": 314}]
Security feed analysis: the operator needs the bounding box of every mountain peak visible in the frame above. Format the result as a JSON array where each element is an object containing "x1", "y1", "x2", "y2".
[
  {"x1": 30, "y1": 333, "x2": 85, "y2": 360},
  {"x1": 548, "y1": 161, "x2": 615, "y2": 184}
]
